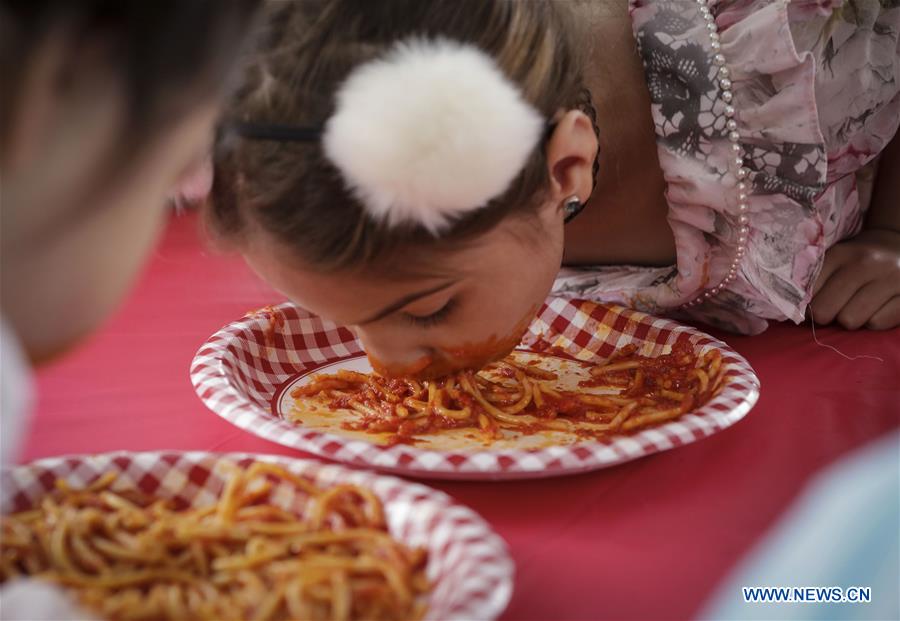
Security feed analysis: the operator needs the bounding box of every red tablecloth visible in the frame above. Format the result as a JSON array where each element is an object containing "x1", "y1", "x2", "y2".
[{"x1": 22, "y1": 212, "x2": 900, "y2": 620}]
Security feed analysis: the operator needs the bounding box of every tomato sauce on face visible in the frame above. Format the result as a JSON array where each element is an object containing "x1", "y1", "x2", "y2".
[
  {"x1": 368, "y1": 305, "x2": 539, "y2": 380},
  {"x1": 367, "y1": 353, "x2": 435, "y2": 379}
]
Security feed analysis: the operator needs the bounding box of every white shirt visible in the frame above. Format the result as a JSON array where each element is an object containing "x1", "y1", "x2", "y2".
[
  {"x1": 1, "y1": 315, "x2": 33, "y2": 465},
  {"x1": 0, "y1": 318, "x2": 95, "y2": 618}
]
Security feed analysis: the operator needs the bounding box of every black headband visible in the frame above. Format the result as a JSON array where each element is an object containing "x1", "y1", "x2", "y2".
[
  {"x1": 228, "y1": 122, "x2": 323, "y2": 142},
  {"x1": 229, "y1": 119, "x2": 559, "y2": 145}
]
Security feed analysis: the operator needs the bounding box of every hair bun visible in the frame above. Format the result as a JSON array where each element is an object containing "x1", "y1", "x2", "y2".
[{"x1": 323, "y1": 38, "x2": 545, "y2": 234}]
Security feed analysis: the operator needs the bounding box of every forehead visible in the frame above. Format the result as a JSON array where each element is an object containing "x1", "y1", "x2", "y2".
[
  {"x1": 242, "y1": 236, "x2": 452, "y2": 321},
  {"x1": 240, "y1": 211, "x2": 539, "y2": 320}
]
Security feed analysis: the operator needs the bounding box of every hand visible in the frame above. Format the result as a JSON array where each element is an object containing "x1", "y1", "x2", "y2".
[{"x1": 810, "y1": 229, "x2": 900, "y2": 330}]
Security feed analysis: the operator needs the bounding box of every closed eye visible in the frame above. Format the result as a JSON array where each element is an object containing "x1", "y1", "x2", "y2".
[{"x1": 402, "y1": 298, "x2": 457, "y2": 329}]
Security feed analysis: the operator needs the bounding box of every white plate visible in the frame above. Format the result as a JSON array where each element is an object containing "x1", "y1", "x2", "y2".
[
  {"x1": 191, "y1": 298, "x2": 760, "y2": 480},
  {"x1": 1, "y1": 451, "x2": 514, "y2": 621}
]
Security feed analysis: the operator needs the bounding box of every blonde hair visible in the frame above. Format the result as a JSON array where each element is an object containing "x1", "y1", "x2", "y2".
[{"x1": 208, "y1": 0, "x2": 586, "y2": 273}]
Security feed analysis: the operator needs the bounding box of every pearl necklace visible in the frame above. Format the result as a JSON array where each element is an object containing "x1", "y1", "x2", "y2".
[{"x1": 682, "y1": 0, "x2": 750, "y2": 309}]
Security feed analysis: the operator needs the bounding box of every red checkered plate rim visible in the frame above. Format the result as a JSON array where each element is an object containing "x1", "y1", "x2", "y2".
[
  {"x1": 190, "y1": 298, "x2": 760, "y2": 480},
  {"x1": 1, "y1": 451, "x2": 513, "y2": 621}
]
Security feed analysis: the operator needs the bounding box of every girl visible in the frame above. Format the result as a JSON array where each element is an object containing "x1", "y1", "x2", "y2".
[
  {"x1": 1, "y1": 0, "x2": 261, "y2": 617},
  {"x1": 1, "y1": 0, "x2": 260, "y2": 459},
  {"x1": 205, "y1": 0, "x2": 899, "y2": 379}
]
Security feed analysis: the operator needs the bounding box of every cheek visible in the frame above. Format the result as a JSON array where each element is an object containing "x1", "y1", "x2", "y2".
[
  {"x1": 67, "y1": 194, "x2": 169, "y2": 330},
  {"x1": 440, "y1": 302, "x2": 539, "y2": 367},
  {"x1": 372, "y1": 276, "x2": 553, "y2": 379},
  {"x1": 431, "y1": 243, "x2": 558, "y2": 369},
  {"x1": 7, "y1": 190, "x2": 169, "y2": 363},
  {"x1": 466, "y1": 241, "x2": 558, "y2": 334}
]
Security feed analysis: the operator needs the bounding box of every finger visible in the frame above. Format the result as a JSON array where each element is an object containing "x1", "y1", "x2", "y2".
[
  {"x1": 836, "y1": 280, "x2": 899, "y2": 330},
  {"x1": 809, "y1": 266, "x2": 869, "y2": 325},
  {"x1": 867, "y1": 296, "x2": 900, "y2": 331},
  {"x1": 812, "y1": 245, "x2": 850, "y2": 298}
]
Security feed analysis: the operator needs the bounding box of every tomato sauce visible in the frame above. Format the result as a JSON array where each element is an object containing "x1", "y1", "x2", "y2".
[
  {"x1": 297, "y1": 338, "x2": 719, "y2": 446},
  {"x1": 368, "y1": 305, "x2": 539, "y2": 380}
]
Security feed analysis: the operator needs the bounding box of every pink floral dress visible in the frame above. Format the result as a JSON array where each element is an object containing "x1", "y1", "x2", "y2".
[{"x1": 553, "y1": 0, "x2": 900, "y2": 334}]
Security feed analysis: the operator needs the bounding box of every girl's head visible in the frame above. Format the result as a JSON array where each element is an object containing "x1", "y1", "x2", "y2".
[
  {"x1": 208, "y1": 0, "x2": 599, "y2": 378},
  {"x1": 1, "y1": 0, "x2": 260, "y2": 363}
]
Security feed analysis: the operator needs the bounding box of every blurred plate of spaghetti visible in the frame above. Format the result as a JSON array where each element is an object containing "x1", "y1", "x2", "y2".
[
  {"x1": 191, "y1": 298, "x2": 759, "y2": 480},
  {"x1": 1, "y1": 451, "x2": 512, "y2": 620}
]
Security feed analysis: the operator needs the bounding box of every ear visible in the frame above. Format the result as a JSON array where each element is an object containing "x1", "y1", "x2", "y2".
[{"x1": 544, "y1": 109, "x2": 598, "y2": 209}]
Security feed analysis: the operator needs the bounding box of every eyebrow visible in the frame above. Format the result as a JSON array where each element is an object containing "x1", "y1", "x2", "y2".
[{"x1": 356, "y1": 281, "x2": 457, "y2": 325}]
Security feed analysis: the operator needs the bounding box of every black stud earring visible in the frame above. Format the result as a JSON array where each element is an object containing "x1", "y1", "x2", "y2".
[{"x1": 563, "y1": 196, "x2": 585, "y2": 223}]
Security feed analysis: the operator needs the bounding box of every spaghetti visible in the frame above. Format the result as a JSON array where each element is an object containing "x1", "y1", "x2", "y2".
[
  {"x1": 0, "y1": 463, "x2": 429, "y2": 621},
  {"x1": 291, "y1": 340, "x2": 724, "y2": 445}
]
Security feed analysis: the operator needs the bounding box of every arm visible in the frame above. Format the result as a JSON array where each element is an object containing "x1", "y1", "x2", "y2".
[{"x1": 810, "y1": 131, "x2": 900, "y2": 330}]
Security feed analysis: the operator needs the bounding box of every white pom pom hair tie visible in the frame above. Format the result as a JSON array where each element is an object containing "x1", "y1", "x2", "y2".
[{"x1": 229, "y1": 38, "x2": 547, "y2": 234}]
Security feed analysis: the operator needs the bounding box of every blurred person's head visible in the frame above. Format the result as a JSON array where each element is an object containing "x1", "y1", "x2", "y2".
[
  {"x1": 207, "y1": 0, "x2": 598, "y2": 379},
  {"x1": 0, "y1": 0, "x2": 260, "y2": 363}
]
